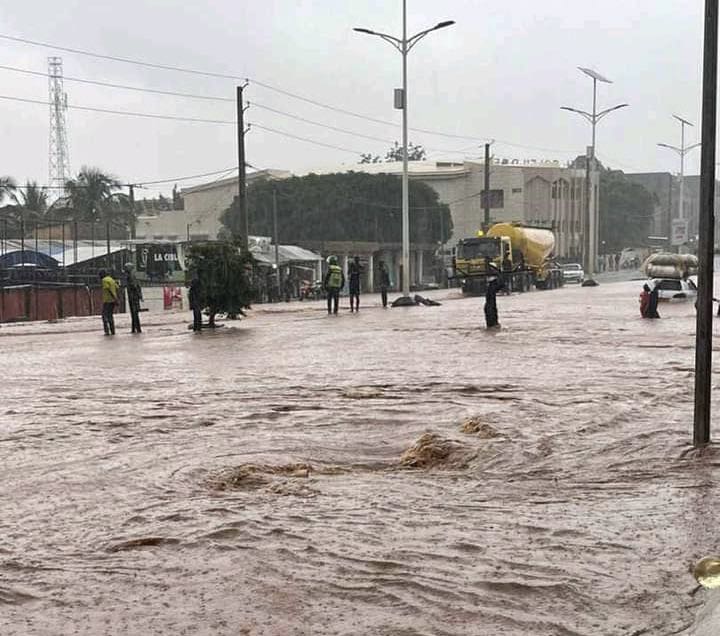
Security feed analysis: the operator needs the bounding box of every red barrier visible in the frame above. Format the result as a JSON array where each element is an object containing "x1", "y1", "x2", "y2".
[{"x1": 0, "y1": 286, "x2": 115, "y2": 323}]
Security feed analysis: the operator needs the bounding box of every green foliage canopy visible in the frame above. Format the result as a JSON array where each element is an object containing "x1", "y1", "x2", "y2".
[
  {"x1": 599, "y1": 169, "x2": 655, "y2": 250},
  {"x1": 185, "y1": 241, "x2": 255, "y2": 325},
  {"x1": 222, "y1": 171, "x2": 452, "y2": 245}
]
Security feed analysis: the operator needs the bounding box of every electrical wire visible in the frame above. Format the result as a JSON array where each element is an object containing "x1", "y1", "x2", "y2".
[
  {"x1": 0, "y1": 64, "x2": 234, "y2": 102},
  {"x1": 6, "y1": 167, "x2": 240, "y2": 190},
  {"x1": 0, "y1": 94, "x2": 236, "y2": 124},
  {"x1": 0, "y1": 32, "x2": 571, "y2": 152}
]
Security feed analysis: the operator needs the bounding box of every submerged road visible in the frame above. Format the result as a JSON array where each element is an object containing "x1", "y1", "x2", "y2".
[{"x1": 0, "y1": 280, "x2": 717, "y2": 635}]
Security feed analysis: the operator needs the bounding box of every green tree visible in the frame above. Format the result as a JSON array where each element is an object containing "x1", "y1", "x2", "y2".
[
  {"x1": 385, "y1": 142, "x2": 426, "y2": 162},
  {"x1": 599, "y1": 169, "x2": 655, "y2": 250},
  {"x1": 360, "y1": 153, "x2": 382, "y2": 164},
  {"x1": 184, "y1": 241, "x2": 255, "y2": 327},
  {"x1": 0, "y1": 176, "x2": 16, "y2": 204},
  {"x1": 63, "y1": 167, "x2": 133, "y2": 229},
  {"x1": 221, "y1": 171, "x2": 452, "y2": 245},
  {"x1": 15, "y1": 181, "x2": 48, "y2": 220}
]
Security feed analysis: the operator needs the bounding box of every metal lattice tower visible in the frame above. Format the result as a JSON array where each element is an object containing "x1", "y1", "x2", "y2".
[{"x1": 48, "y1": 57, "x2": 70, "y2": 191}]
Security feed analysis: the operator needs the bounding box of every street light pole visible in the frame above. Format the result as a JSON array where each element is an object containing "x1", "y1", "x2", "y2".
[
  {"x1": 658, "y1": 116, "x2": 701, "y2": 231},
  {"x1": 354, "y1": 4, "x2": 454, "y2": 304},
  {"x1": 561, "y1": 67, "x2": 628, "y2": 281},
  {"x1": 401, "y1": 0, "x2": 409, "y2": 299}
]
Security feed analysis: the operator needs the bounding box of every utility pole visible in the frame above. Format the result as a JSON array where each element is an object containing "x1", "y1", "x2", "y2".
[
  {"x1": 106, "y1": 221, "x2": 111, "y2": 270},
  {"x1": 273, "y1": 188, "x2": 280, "y2": 293},
  {"x1": 584, "y1": 145, "x2": 592, "y2": 276},
  {"x1": 561, "y1": 68, "x2": 628, "y2": 280},
  {"x1": 693, "y1": 0, "x2": 718, "y2": 447},
  {"x1": 658, "y1": 116, "x2": 701, "y2": 246},
  {"x1": 128, "y1": 184, "x2": 136, "y2": 239},
  {"x1": 237, "y1": 83, "x2": 249, "y2": 251},
  {"x1": 483, "y1": 143, "x2": 491, "y2": 230}
]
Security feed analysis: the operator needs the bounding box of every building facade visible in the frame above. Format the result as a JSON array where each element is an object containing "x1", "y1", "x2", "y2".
[
  {"x1": 308, "y1": 159, "x2": 598, "y2": 262},
  {"x1": 135, "y1": 169, "x2": 291, "y2": 241}
]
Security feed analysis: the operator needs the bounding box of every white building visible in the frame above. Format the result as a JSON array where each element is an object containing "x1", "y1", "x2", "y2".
[
  {"x1": 136, "y1": 169, "x2": 291, "y2": 241},
  {"x1": 305, "y1": 159, "x2": 598, "y2": 261}
]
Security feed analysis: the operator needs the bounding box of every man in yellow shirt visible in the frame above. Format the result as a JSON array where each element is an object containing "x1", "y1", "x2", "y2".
[{"x1": 99, "y1": 269, "x2": 119, "y2": 335}]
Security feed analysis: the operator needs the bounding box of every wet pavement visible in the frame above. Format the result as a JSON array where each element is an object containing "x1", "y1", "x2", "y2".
[{"x1": 1, "y1": 280, "x2": 718, "y2": 635}]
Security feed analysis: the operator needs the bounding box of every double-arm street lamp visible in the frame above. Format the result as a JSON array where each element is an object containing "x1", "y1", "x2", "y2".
[
  {"x1": 561, "y1": 67, "x2": 628, "y2": 279},
  {"x1": 658, "y1": 115, "x2": 701, "y2": 229},
  {"x1": 354, "y1": 2, "x2": 454, "y2": 304}
]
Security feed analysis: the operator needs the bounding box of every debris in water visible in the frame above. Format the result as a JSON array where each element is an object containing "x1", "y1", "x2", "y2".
[
  {"x1": 399, "y1": 433, "x2": 471, "y2": 469},
  {"x1": 694, "y1": 557, "x2": 720, "y2": 588},
  {"x1": 107, "y1": 537, "x2": 180, "y2": 552},
  {"x1": 460, "y1": 416, "x2": 500, "y2": 438},
  {"x1": 206, "y1": 463, "x2": 312, "y2": 491}
]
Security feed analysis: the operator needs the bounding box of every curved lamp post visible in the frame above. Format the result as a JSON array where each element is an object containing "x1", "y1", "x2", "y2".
[{"x1": 354, "y1": 3, "x2": 454, "y2": 304}]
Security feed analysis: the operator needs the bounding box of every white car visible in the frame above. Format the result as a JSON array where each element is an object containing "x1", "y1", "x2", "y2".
[
  {"x1": 561, "y1": 263, "x2": 584, "y2": 283},
  {"x1": 650, "y1": 277, "x2": 698, "y2": 301}
]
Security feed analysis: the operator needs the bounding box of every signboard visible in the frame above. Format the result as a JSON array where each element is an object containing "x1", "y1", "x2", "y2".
[
  {"x1": 671, "y1": 219, "x2": 688, "y2": 246},
  {"x1": 136, "y1": 243, "x2": 181, "y2": 281}
]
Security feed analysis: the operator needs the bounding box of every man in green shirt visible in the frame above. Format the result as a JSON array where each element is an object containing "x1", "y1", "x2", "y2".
[{"x1": 99, "y1": 269, "x2": 119, "y2": 335}]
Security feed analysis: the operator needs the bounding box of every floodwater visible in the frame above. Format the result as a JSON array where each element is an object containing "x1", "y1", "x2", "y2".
[{"x1": 1, "y1": 280, "x2": 719, "y2": 635}]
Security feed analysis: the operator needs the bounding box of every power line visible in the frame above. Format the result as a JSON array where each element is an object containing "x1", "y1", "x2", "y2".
[
  {"x1": 0, "y1": 32, "x2": 568, "y2": 152},
  {"x1": 0, "y1": 94, "x2": 381, "y2": 154},
  {"x1": 249, "y1": 123, "x2": 364, "y2": 154},
  {"x1": 0, "y1": 94, "x2": 237, "y2": 124},
  {"x1": 0, "y1": 64, "x2": 234, "y2": 102},
  {"x1": 6, "y1": 167, "x2": 239, "y2": 190}
]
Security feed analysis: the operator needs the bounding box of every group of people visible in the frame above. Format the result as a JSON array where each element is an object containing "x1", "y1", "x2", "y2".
[
  {"x1": 98, "y1": 264, "x2": 143, "y2": 336},
  {"x1": 322, "y1": 256, "x2": 392, "y2": 315},
  {"x1": 98, "y1": 266, "x2": 204, "y2": 335}
]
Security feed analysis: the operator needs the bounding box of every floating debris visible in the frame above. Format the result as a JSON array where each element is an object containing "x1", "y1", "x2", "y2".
[
  {"x1": 206, "y1": 463, "x2": 312, "y2": 491},
  {"x1": 694, "y1": 557, "x2": 720, "y2": 589},
  {"x1": 399, "y1": 433, "x2": 472, "y2": 469},
  {"x1": 460, "y1": 416, "x2": 500, "y2": 438}
]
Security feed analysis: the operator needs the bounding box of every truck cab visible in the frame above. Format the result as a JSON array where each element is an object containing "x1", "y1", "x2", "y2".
[{"x1": 453, "y1": 236, "x2": 512, "y2": 276}]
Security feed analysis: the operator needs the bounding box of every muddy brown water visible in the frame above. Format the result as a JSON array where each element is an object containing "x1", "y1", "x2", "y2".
[{"x1": 1, "y1": 281, "x2": 718, "y2": 635}]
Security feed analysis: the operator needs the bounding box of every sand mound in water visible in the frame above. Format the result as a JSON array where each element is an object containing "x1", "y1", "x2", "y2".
[
  {"x1": 460, "y1": 416, "x2": 500, "y2": 438},
  {"x1": 207, "y1": 463, "x2": 312, "y2": 491},
  {"x1": 399, "y1": 433, "x2": 472, "y2": 469}
]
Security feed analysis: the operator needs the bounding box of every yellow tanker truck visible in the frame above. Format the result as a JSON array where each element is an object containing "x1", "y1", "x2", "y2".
[{"x1": 451, "y1": 223, "x2": 563, "y2": 294}]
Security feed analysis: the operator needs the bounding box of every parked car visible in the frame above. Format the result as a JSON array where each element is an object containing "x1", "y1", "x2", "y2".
[
  {"x1": 650, "y1": 277, "x2": 698, "y2": 301},
  {"x1": 561, "y1": 262, "x2": 584, "y2": 283}
]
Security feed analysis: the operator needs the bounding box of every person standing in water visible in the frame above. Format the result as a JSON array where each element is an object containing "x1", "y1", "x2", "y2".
[
  {"x1": 639, "y1": 283, "x2": 650, "y2": 318},
  {"x1": 348, "y1": 256, "x2": 362, "y2": 312},
  {"x1": 378, "y1": 260, "x2": 391, "y2": 308},
  {"x1": 324, "y1": 256, "x2": 344, "y2": 315},
  {"x1": 646, "y1": 282, "x2": 660, "y2": 319},
  {"x1": 484, "y1": 262, "x2": 504, "y2": 329},
  {"x1": 188, "y1": 273, "x2": 203, "y2": 332},
  {"x1": 124, "y1": 262, "x2": 143, "y2": 334},
  {"x1": 99, "y1": 269, "x2": 119, "y2": 336}
]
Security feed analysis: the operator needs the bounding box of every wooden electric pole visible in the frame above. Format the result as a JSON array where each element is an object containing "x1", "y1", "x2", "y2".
[
  {"x1": 483, "y1": 143, "x2": 491, "y2": 229},
  {"x1": 236, "y1": 83, "x2": 249, "y2": 251},
  {"x1": 694, "y1": 0, "x2": 718, "y2": 447}
]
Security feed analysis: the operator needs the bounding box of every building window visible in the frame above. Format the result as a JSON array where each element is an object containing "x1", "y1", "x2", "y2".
[
  {"x1": 480, "y1": 189, "x2": 504, "y2": 208},
  {"x1": 551, "y1": 181, "x2": 558, "y2": 199},
  {"x1": 512, "y1": 187, "x2": 522, "y2": 194}
]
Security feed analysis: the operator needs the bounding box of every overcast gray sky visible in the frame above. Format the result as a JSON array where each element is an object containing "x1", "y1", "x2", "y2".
[{"x1": 0, "y1": 0, "x2": 707, "y2": 197}]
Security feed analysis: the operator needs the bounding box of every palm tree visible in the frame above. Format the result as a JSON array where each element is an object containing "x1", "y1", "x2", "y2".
[
  {"x1": 0, "y1": 176, "x2": 17, "y2": 204},
  {"x1": 15, "y1": 181, "x2": 48, "y2": 223},
  {"x1": 64, "y1": 167, "x2": 123, "y2": 224}
]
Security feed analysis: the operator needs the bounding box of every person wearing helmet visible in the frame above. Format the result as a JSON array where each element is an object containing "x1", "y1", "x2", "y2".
[
  {"x1": 324, "y1": 256, "x2": 345, "y2": 315},
  {"x1": 123, "y1": 262, "x2": 143, "y2": 334}
]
